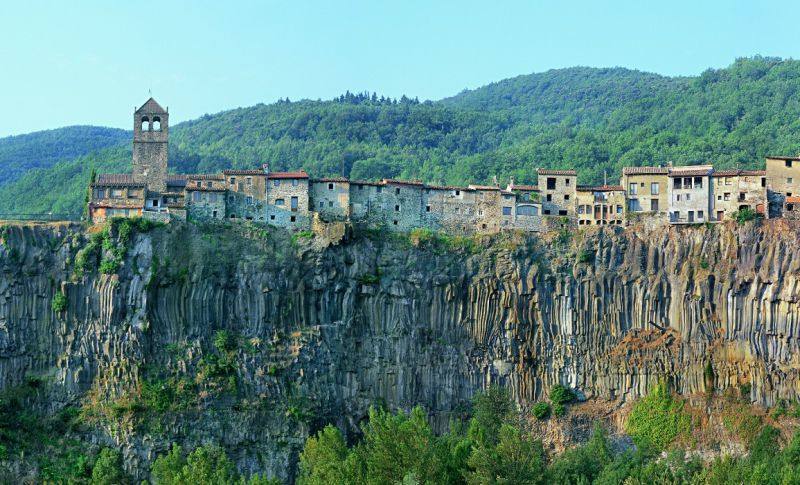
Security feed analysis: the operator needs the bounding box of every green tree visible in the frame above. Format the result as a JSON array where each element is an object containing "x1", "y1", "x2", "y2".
[
  {"x1": 466, "y1": 424, "x2": 546, "y2": 485},
  {"x1": 467, "y1": 385, "x2": 516, "y2": 446},
  {"x1": 297, "y1": 425, "x2": 352, "y2": 485},
  {"x1": 91, "y1": 448, "x2": 129, "y2": 485}
]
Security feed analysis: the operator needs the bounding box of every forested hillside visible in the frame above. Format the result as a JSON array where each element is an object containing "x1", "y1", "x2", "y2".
[
  {"x1": 0, "y1": 126, "x2": 127, "y2": 189},
  {"x1": 2, "y1": 56, "x2": 800, "y2": 216}
]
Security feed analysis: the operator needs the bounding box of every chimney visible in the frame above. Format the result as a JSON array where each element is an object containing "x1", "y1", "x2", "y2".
[{"x1": 262, "y1": 163, "x2": 270, "y2": 174}]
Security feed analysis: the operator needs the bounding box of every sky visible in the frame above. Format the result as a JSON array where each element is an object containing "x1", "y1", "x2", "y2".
[{"x1": 1, "y1": 0, "x2": 798, "y2": 137}]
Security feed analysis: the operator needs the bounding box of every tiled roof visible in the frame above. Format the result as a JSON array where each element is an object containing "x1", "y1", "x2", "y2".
[
  {"x1": 223, "y1": 169, "x2": 265, "y2": 175},
  {"x1": 767, "y1": 155, "x2": 800, "y2": 161},
  {"x1": 537, "y1": 169, "x2": 577, "y2": 176},
  {"x1": 425, "y1": 184, "x2": 475, "y2": 192},
  {"x1": 622, "y1": 166, "x2": 670, "y2": 175},
  {"x1": 312, "y1": 177, "x2": 350, "y2": 183},
  {"x1": 741, "y1": 170, "x2": 766, "y2": 176},
  {"x1": 712, "y1": 169, "x2": 765, "y2": 177},
  {"x1": 577, "y1": 185, "x2": 624, "y2": 192},
  {"x1": 381, "y1": 179, "x2": 424, "y2": 187},
  {"x1": 93, "y1": 174, "x2": 145, "y2": 187},
  {"x1": 350, "y1": 180, "x2": 382, "y2": 187},
  {"x1": 510, "y1": 184, "x2": 539, "y2": 191},
  {"x1": 786, "y1": 196, "x2": 800, "y2": 204},
  {"x1": 267, "y1": 170, "x2": 309, "y2": 179},
  {"x1": 468, "y1": 184, "x2": 501, "y2": 191},
  {"x1": 668, "y1": 168, "x2": 713, "y2": 177},
  {"x1": 186, "y1": 174, "x2": 225, "y2": 181},
  {"x1": 136, "y1": 97, "x2": 167, "y2": 114}
]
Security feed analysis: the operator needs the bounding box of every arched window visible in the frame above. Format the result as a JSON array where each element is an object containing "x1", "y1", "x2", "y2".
[
  {"x1": 140, "y1": 116, "x2": 149, "y2": 131},
  {"x1": 152, "y1": 116, "x2": 161, "y2": 131}
]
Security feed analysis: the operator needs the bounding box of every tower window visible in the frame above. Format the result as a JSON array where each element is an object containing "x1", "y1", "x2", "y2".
[
  {"x1": 140, "y1": 116, "x2": 149, "y2": 131},
  {"x1": 152, "y1": 117, "x2": 161, "y2": 131}
]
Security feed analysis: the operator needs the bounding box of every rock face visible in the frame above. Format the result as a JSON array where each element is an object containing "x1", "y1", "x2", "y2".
[{"x1": 1, "y1": 220, "x2": 800, "y2": 481}]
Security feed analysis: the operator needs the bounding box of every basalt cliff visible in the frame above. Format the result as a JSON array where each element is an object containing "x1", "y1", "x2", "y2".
[{"x1": 0, "y1": 220, "x2": 799, "y2": 481}]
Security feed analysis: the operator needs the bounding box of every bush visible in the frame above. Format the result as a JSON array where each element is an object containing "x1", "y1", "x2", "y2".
[
  {"x1": 51, "y1": 290, "x2": 67, "y2": 313},
  {"x1": 91, "y1": 448, "x2": 129, "y2": 485},
  {"x1": 550, "y1": 384, "x2": 576, "y2": 405},
  {"x1": 553, "y1": 403, "x2": 566, "y2": 417},
  {"x1": 625, "y1": 382, "x2": 691, "y2": 450},
  {"x1": 532, "y1": 402, "x2": 551, "y2": 420},
  {"x1": 213, "y1": 330, "x2": 237, "y2": 353},
  {"x1": 732, "y1": 207, "x2": 758, "y2": 225},
  {"x1": 578, "y1": 249, "x2": 595, "y2": 264},
  {"x1": 99, "y1": 257, "x2": 120, "y2": 274}
]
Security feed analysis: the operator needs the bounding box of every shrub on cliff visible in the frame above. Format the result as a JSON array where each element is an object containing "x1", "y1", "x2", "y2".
[
  {"x1": 151, "y1": 443, "x2": 277, "y2": 485},
  {"x1": 532, "y1": 402, "x2": 551, "y2": 420},
  {"x1": 732, "y1": 207, "x2": 759, "y2": 225},
  {"x1": 466, "y1": 424, "x2": 546, "y2": 485},
  {"x1": 91, "y1": 448, "x2": 129, "y2": 485},
  {"x1": 51, "y1": 290, "x2": 67, "y2": 313},
  {"x1": 625, "y1": 382, "x2": 691, "y2": 451},
  {"x1": 549, "y1": 384, "x2": 576, "y2": 405}
]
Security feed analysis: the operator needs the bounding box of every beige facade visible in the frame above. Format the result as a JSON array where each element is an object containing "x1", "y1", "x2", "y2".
[
  {"x1": 537, "y1": 169, "x2": 576, "y2": 216},
  {"x1": 621, "y1": 167, "x2": 669, "y2": 215},
  {"x1": 576, "y1": 186, "x2": 625, "y2": 226},
  {"x1": 668, "y1": 166, "x2": 713, "y2": 224},
  {"x1": 712, "y1": 170, "x2": 766, "y2": 221},
  {"x1": 310, "y1": 178, "x2": 350, "y2": 221}
]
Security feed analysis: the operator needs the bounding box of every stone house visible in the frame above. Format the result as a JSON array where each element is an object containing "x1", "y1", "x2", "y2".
[
  {"x1": 711, "y1": 169, "x2": 766, "y2": 221},
  {"x1": 185, "y1": 186, "x2": 227, "y2": 220},
  {"x1": 537, "y1": 169, "x2": 576, "y2": 216},
  {"x1": 668, "y1": 165, "x2": 713, "y2": 223},
  {"x1": 224, "y1": 170, "x2": 267, "y2": 221},
  {"x1": 621, "y1": 167, "x2": 669, "y2": 216},
  {"x1": 765, "y1": 156, "x2": 800, "y2": 218},
  {"x1": 576, "y1": 186, "x2": 625, "y2": 225},
  {"x1": 266, "y1": 171, "x2": 310, "y2": 228},
  {"x1": 310, "y1": 177, "x2": 350, "y2": 221}
]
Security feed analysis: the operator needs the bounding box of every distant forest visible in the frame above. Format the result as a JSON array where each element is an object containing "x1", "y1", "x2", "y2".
[{"x1": 1, "y1": 56, "x2": 800, "y2": 215}]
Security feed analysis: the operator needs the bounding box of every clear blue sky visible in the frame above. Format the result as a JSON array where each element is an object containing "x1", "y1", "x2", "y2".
[{"x1": 1, "y1": 0, "x2": 798, "y2": 137}]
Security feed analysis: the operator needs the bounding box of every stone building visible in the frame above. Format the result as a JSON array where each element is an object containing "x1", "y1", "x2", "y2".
[
  {"x1": 668, "y1": 165, "x2": 713, "y2": 223},
  {"x1": 310, "y1": 178, "x2": 350, "y2": 221},
  {"x1": 537, "y1": 169, "x2": 576, "y2": 216},
  {"x1": 266, "y1": 170, "x2": 310, "y2": 228},
  {"x1": 576, "y1": 186, "x2": 625, "y2": 225},
  {"x1": 711, "y1": 169, "x2": 766, "y2": 221},
  {"x1": 765, "y1": 156, "x2": 800, "y2": 218},
  {"x1": 224, "y1": 170, "x2": 268, "y2": 221},
  {"x1": 621, "y1": 167, "x2": 669, "y2": 216}
]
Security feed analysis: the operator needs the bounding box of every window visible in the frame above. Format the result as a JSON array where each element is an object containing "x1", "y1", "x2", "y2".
[
  {"x1": 290, "y1": 196, "x2": 298, "y2": 210},
  {"x1": 565, "y1": 178, "x2": 571, "y2": 186},
  {"x1": 394, "y1": 205, "x2": 400, "y2": 212},
  {"x1": 212, "y1": 210, "x2": 218, "y2": 218},
  {"x1": 676, "y1": 194, "x2": 682, "y2": 201},
  {"x1": 617, "y1": 205, "x2": 623, "y2": 214},
  {"x1": 578, "y1": 205, "x2": 584, "y2": 214},
  {"x1": 275, "y1": 198, "x2": 285, "y2": 206},
  {"x1": 687, "y1": 211, "x2": 695, "y2": 222},
  {"x1": 544, "y1": 210, "x2": 551, "y2": 215},
  {"x1": 152, "y1": 117, "x2": 161, "y2": 131},
  {"x1": 761, "y1": 178, "x2": 766, "y2": 188},
  {"x1": 694, "y1": 177, "x2": 703, "y2": 188},
  {"x1": 246, "y1": 177, "x2": 252, "y2": 185},
  {"x1": 629, "y1": 183, "x2": 638, "y2": 195},
  {"x1": 195, "y1": 181, "x2": 202, "y2": 188},
  {"x1": 717, "y1": 195, "x2": 722, "y2": 201},
  {"x1": 789, "y1": 177, "x2": 794, "y2": 184},
  {"x1": 698, "y1": 210, "x2": 704, "y2": 220},
  {"x1": 739, "y1": 192, "x2": 746, "y2": 201},
  {"x1": 206, "y1": 181, "x2": 212, "y2": 188},
  {"x1": 395, "y1": 188, "x2": 400, "y2": 195},
  {"x1": 393, "y1": 220, "x2": 398, "y2": 225},
  {"x1": 725, "y1": 177, "x2": 732, "y2": 186},
  {"x1": 328, "y1": 201, "x2": 333, "y2": 207},
  {"x1": 564, "y1": 194, "x2": 570, "y2": 200},
  {"x1": 111, "y1": 189, "x2": 123, "y2": 198},
  {"x1": 230, "y1": 177, "x2": 236, "y2": 185},
  {"x1": 377, "y1": 186, "x2": 382, "y2": 193},
  {"x1": 787, "y1": 160, "x2": 793, "y2": 168},
  {"x1": 318, "y1": 201, "x2": 324, "y2": 208},
  {"x1": 789, "y1": 204, "x2": 796, "y2": 211},
  {"x1": 270, "y1": 215, "x2": 275, "y2": 220},
  {"x1": 328, "y1": 183, "x2": 334, "y2": 190},
  {"x1": 290, "y1": 216, "x2": 296, "y2": 222},
  {"x1": 140, "y1": 116, "x2": 149, "y2": 131},
  {"x1": 192, "y1": 192, "x2": 201, "y2": 202},
  {"x1": 454, "y1": 190, "x2": 460, "y2": 196},
  {"x1": 273, "y1": 180, "x2": 280, "y2": 187},
  {"x1": 358, "y1": 185, "x2": 364, "y2": 190},
  {"x1": 686, "y1": 193, "x2": 691, "y2": 201},
  {"x1": 683, "y1": 177, "x2": 691, "y2": 188},
  {"x1": 558, "y1": 210, "x2": 567, "y2": 215},
  {"x1": 547, "y1": 178, "x2": 556, "y2": 190},
  {"x1": 502, "y1": 206, "x2": 512, "y2": 216},
  {"x1": 673, "y1": 178, "x2": 682, "y2": 189},
  {"x1": 292, "y1": 179, "x2": 299, "y2": 187},
  {"x1": 650, "y1": 183, "x2": 659, "y2": 195},
  {"x1": 425, "y1": 205, "x2": 431, "y2": 212},
  {"x1": 246, "y1": 196, "x2": 253, "y2": 205},
  {"x1": 546, "y1": 194, "x2": 552, "y2": 202},
  {"x1": 724, "y1": 193, "x2": 731, "y2": 201}
]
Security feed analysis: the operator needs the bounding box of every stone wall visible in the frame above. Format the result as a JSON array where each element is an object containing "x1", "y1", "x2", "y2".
[
  {"x1": 185, "y1": 189, "x2": 226, "y2": 221},
  {"x1": 538, "y1": 173, "x2": 576, "y2": 216},
  {"x1": 310, "y1": 180, "x2": 350, "y2": 221},
  {"x1": 266, "y1": 177, "x2": 310, "y2": 229}
]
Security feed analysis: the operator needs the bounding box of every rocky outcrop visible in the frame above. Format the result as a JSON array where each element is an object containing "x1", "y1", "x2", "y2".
[{"x1": 1, "y1": 220, "x2": 800, "y2": 481}]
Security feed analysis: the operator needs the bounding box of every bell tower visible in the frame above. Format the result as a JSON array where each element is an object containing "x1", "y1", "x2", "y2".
[{"x1": 132, "y1": 97, "x2": 169, "y2": 192}]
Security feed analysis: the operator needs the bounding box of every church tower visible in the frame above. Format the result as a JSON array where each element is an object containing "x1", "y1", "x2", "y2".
[{"x1": 132, "y1": 98, "x2": 169, "y2": 192}]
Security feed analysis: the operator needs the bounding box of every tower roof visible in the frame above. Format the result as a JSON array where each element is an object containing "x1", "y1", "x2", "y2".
[{"x1": 135, "y1": 97, "x2": 167, "y2": 114}]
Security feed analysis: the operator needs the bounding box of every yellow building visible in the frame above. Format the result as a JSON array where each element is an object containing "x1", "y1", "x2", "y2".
[
  {"x1": 621, "y1": 167, "x2": 669, "y2": 214},
  {"x1": 576, "y1": 185, "x2": 625, "y2": 225}
]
